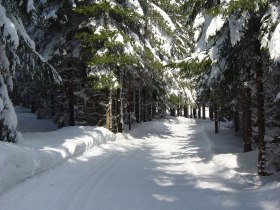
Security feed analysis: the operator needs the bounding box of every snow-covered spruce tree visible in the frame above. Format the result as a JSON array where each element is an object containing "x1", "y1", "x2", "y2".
[
  {"x1": 180, "y1": 0, "x2": 230, "y2": 127},
  {"x1": 0, "y1": 0, "x2": 61, "y2": 141},
  {"x1": 75, "y1": 0, "x2": 150, "y2": 131},
  {"x1": 182, "y1": 0, "x2": 280, "y2": 175},
  {"x1": 20, "y1": 0, "x2": 88, "y2": 127},
  {"x1": 15, "y1": 1, "x2": 62, "y2": 118},
  {"x1": 143, "y1": 0, "x2": 193, "y2": 116},
  {"x1": 0, "y1": 0, "x2": 58, "y2": 141},
  {"x1": 141, "y1": 0, "x2": 185, "y2": 119},
  {"x1": 220, "y1": 0, "x2": 279, "y2": 175},
  {"x1": 183, "y1": 0, "x2": 254, "y2": 133},
  {"x1": 19, "y1": 0, "x2": 186, "y2": 130},
  {"x1": 259, "y1": 1, "x2": 280, "y2": 174},
  {"x1": 0, "y1": 1, "x2": 20, "y2": 142},
  {"x1": 182, "y1": 1, "x2": 244, "y2": 133},
  {"x1": 74, "y1": 0, "x2": 186, "y2": 131},
  {"x1": 0, "y1": 0, "x2": 43, "y2": 142}
]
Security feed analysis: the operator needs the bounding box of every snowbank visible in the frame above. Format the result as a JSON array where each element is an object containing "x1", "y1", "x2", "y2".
[{"x1": 0, "y1": 126, "x2": 116, "y2": 195}]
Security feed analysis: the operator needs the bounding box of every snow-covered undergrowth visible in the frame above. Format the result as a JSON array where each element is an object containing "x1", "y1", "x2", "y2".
[{"x1": 0, "y1": 109, "x2": 116, "y2": 195}]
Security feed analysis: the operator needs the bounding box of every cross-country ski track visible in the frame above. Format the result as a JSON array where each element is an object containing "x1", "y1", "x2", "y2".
[{"x1": 0, "y1": 117, "x2": 279, "y2": 210}]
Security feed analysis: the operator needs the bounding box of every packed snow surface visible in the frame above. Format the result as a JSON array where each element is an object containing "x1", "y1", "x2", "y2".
[{"x1": 0, "y1": 111, "x2": 279, "y2": 210}]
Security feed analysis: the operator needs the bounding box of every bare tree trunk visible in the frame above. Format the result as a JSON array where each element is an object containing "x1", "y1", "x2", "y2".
[
  {"x1": 143, "y1": 89, "x2": 147, "y2": 121},
  {"x1": 128, "y1": 79, "x2": 132, "y2": 130},
  {"x1": 135, "y1": 88, "x2": 141, "y2": 123},
  {"x1": 198, "y1": 105, "x2": 201, "y2": 119},
  {"x1": 256, "y1": 44, "x2": 266, "y2": 175},
  {"x1": 243, "y1": 86, "x2": 252, "y2": 152},
  {"x1": 190, "y1": 105, "x2": 193, "y2": 118},
  {"x1": 138, "y1": 88, "x2": 141, "y2": 122},
  {"x1": 150, "y1": 103, "x2": 152, "y2": 121},
  {"x1": 234, "y1": 110, "x2": 239, "y2": 132},
  {"x1": 184, "y1": 104, "x2": 188, "y2": 118},
  {"x1": 133, "y1": 87, "x2": 136, "y2": 114},
  {"x1": 209, "y1": 105, "x2": 214, "y2": 121},
  {"x1": 170, "y1": 107, "x2": 175, "y2": 116},
  {"x1": 68, "y1": 81, "x2": 75, "y2": 126},
  {"x1": 202, "y1": 104, "x2": 206, "y2": 119},
  {"x1": 106, "y1": 89, "x2": 112, "y2": 131},
  {"x1": 193, "y1": 108, "x2": 197, "y2": 118},
  {"x1": 117, "y1": 72, "x2": 123, "y2": 133},
  {"x1": 214, "y1": 104, "x2": 219, "y2": 133}
]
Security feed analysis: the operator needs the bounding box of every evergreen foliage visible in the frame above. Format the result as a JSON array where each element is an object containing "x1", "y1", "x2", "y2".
[{"x1": 179, "y1": 0, "x2": 280, "y2": 175}]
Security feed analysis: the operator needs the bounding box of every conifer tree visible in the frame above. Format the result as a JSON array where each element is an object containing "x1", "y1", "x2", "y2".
[
  {"x1": 0, "y1": 0, "x2": 59, "y2": 142},
  {"x1": 181, "y1": 0, "x2": 280, "y2": 175}
]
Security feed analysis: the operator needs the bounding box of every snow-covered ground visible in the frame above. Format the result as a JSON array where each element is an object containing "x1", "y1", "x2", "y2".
[
  {"x1": 0, "y1": 109, "x2": 279, "y2": 210},
  {"x1": 15, "y1": 106, "x2": 58, "y2": 133}
]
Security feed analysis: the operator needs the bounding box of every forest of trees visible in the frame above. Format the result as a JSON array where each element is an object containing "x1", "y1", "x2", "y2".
[{"x1": 0, "y1": 0, "x2": 279, "y2": 175}]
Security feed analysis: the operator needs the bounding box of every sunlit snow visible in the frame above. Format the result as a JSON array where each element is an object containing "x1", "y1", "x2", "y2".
[
  {"x1": 0, "y1": 109, "x2": 279, "y2": 210},
  {"x1": 205, "y1": 15, "x2": 226, "y2": 41},
  {"x1": 269, "y1": 22, "x2": 280, "y2": 63}
]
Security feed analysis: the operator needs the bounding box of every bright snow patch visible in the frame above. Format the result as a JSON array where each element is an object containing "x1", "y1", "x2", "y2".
[
  {"x1": 126, "y1": 0, "x2": 144, "y2": 16},
  {"x1": 269, "y1": 22, "x2": 280, "y2": 63},
  {"x1": 0, "y1": 110, "x2": 116, "y2": 194},
  {"x1": 205, "y1": 15, "x2": 226, "y2": 41},
  {"x1": 0, "y1": 5, "x2": 19, "y2": 48}
]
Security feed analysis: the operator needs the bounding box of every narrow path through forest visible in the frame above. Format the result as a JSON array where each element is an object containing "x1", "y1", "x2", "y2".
[{"x1": 0, "y1": 118, "x2": 277, "y2": 210}]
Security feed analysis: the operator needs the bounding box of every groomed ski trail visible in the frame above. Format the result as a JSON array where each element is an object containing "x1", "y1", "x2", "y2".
[{"x1": 0, "y1": 118, "x2": 277, "y2": 210}]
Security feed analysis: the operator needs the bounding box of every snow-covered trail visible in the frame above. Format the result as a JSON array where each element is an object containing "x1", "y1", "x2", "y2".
[{"x1": 0, "y1": 118, "x2": 279, "y2": 210}]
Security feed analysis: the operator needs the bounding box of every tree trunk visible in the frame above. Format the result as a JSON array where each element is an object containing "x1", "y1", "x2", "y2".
[
  {"x1": 214, "y1": 104, "x2": 219, "y2": 133},
  {"x1": 243, "y1": 86, "x2": 252, "y2": 152},
  {"x1": 128, "y1": 79, "x2": 132, "y2": 130},
  {"x1": 68, "y1": 81, "x2": 75, "y2": 126},
  {"x1": 143, "y1": 100, "x2": 146, "y2": 122},
  {"x1": 198, "y1": 105, "x2": 201, "y2": 118},
  {"x1": 202, "y1": 104, "x2": 206, "y2": 119},
  {"x1": 193, "y1": 108, "x2": 197, "y2": 118},
  {"x1": 190, "y1": 105, "x2": 193, "y2": 118},
  {"x1": 184, "y1": 105, "x2": 188, "y2": 117},
  {"x1": 135, "y1": 88, "x2": 141, "y2": 123},
  {"x1": 234, "y1": 110, "x2": 239, "y2": 132},
  {"x1": 256, "y1": 43, "x2": 266, "y2": 176},
  {"x1": 160, "y1": 104, "x2": 164, "y2": 117},
  {"x1": 152, "y1": 103, "x2": 156, "y2": 118},
  {"x1": 138, "y1": 88, "x2": 141, "y2": 122},
  {"x1": 133, "y1": 87, "x2": 136, "y2": 114},
  {"x1": 31, "y1": 101, "x2": 36, "y2": 113},
  {"x1": 209, "y1": 105, "x2": 214, "y2": 121},
  {"x1": 170, "y1": 107, "x2": 175, "y2": 116},
  {"x1": 150, "y1": 103, "x2": 152, "y2": 121},
  {"x1": 106, "y1": 89, "x2": 112, "y2": 131},
  {"x1": 117, "y1": 72, "x2": 123, "y2": 133}
]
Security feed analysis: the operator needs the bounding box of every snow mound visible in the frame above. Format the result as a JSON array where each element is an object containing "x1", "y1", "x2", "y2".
[{"x1": 0, "y1": 126, "x2": 116, "y2": 195}]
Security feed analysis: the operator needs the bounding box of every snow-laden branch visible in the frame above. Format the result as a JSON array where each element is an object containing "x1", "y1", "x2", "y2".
[{"x1": 11, "y1": 16, "x2": 62, "y2": 84}]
